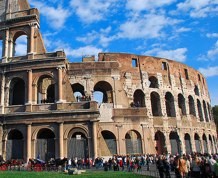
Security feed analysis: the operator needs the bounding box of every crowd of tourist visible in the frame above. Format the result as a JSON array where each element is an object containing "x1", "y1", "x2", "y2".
[{"x1": 65, "y1": 152, "x2": 218, "y2": 178}]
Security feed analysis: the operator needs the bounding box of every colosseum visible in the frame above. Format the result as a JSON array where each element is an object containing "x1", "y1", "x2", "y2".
[{"x1": 0, "y1": 0, "x2": 217, "y2": 162}]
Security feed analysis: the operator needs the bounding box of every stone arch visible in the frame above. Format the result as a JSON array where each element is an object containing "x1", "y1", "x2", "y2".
[
  {"x1": 209, "y1": 135, "x2": 214, "y2": 154},
  {"x1": 67, "y1": 127, "x2": 89, "y2": 159},
  {"x1": 194, "y1": 85, "x2": 199, "y2": 96},
  {"x1": 169, "y1": 131, "x2": 181, "y2": 155},
  {"x1": 150, "y1": 91, "x2": 162, "y2": 116},
  {"x1": 9, "y1": 77, "x2": 25, "y2": 105},
  {"x1": 100, "y1": 130, "x2": 117, "y2": 156},
  {"x1": 94, "y1": 81, "x2": 113, "y2": 103},
  {"x1": 154, "y1": 131, "x2": 166, "y2": 155},
  {"x1": 13, "y1": 34, "x2": 28, "y2": 56},
  {"x1": 125, "y1": 130, "x2": 142, "y2": 154},
  {"x1": 203, "y1": 100, "x2": 209, "y2": 122},
  {"x1": 207, "y1": 102, "x2": 212, "y2": 121},
  {"x1": 197, "y1": 99, "x2": 204, "y2": 121},
  {"x1": 71, "y1": 83, "x2": 85, "y2": 101},
  {"x1": 194, "y1": 133, "x2": 201, "y2": 153},
  {"x1": 188, "y1": 95, "x2": 196, "y2": 116},
  {"x1": 36, "y1": 74, "x2": 56, "y2": 104},
  {"x1": 133, "y1": 89, "x2": 145, "y2": 107},
  {"x1": 36, "y1": 128, "x2": 55, "y2": 161},
  {"x1": 165, "y1": 92, "x2": 176, "y2": 117},
  {"x1": 178, "y1": 94, "x2": 186, "y2": 116},
  {"x1": 202, "y1": 134, "x2": 208, "y2": 153},
  {"x1": 184, "y1": 133, "x2": 192, "y2": 154},
  {"x1": 6, "y1": 129, "x2": 24, "y2": 160},
  {"x1": 149, "y1": 76, "x2": 159, "y2": 88}
]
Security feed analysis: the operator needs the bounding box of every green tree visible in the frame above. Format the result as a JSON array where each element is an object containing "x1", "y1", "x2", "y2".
[{"x1": 212, "y1": 105, "x2": 218, "y2": 125}]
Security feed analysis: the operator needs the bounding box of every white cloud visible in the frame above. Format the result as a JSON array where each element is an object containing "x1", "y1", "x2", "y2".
[
  {"x1": 177, "y1": 0, "x2": 218, "y2": 18},
  {"x1": 126, "y1": 0, "x2": 175, "y2": 11},
  {"x1": 70, "y1": 0, "x2": 116, "y2": 24},
  {"x1": 206, "y1": 33, "x2": 218, "y2": 38},
  {"x1": 64, "y1": 45, "x2": 103, "y2": 60},
  {"x1": 118, "y1": 14, "x2": 178, "y2": 39},
  {"x1": 176, "y1": 27, "x2": 191, "y2": 33},
  {"x1": 29, "y1": 0, "x2": 70, "y2": 29},
  {"x1": 14, "y1": 36, "x2": 27, "y2": 56},
  {"x1": 198, "y1": 40, "x2": 218, "y2": 61},
  {"x1": 199, "y1": 66, "x2": 218, "y2": 77},
  {"x1": 145, "y1": 48, "x2": 187, "y2": 62}
]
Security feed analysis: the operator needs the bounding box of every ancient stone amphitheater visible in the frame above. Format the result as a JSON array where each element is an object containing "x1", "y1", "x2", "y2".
[{"x1": 0, "y1": 0, "x2": 216, "y2": 162}]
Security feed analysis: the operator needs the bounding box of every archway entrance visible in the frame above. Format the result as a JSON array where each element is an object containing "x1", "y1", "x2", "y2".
[
  {"x1": 169, "y1": 132, "x2": 181, "y2": 155},
  {"x1": 203, "y1": 134, "x2": 208, "y2": 153},
  {"x1": 6, "y1": 129, "x2": 24, "y2": 160},
  {"x1": 36, "y1": 128, "x2": 55, "y2": 161},
  {"x1": 100, "y1": 131, "x2": 117, "y2": 156},
  {"x1": 68, "y1": 129, "x2": 88, "y2": 159},
  {"x1": 125, "y1": 130, "x2": 142, "y2": 154},
  {"x1": 194, "y1": 133, "x2": 201, "y2": 153},
  {"x1": 155, "y1": 131, "x2": 166, "y2": 154},
  {"x1": 184, "y1": 133, "x2": 192, "y2": 154}
]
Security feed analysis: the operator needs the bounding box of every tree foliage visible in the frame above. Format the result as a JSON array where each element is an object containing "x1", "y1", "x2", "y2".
[{"x1": 212, "y1": 105, "x2": 218, "y2": 125}]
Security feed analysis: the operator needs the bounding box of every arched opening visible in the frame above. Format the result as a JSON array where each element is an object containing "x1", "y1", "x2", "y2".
[
  {"x1": 9, "y1": 78, "x2": 25, "y2": 105},
  {"x1": 194, "y1": 133, "x2": 201, "y2": 153},
  {"x1": 93, "y1": 91, "x2": 103, "y2": 103},
  {"x1": 165, "y1": 92, "x2": 176, "y2": 117},
  {"x1": 207, "y1": 103, "x2": 212, "y2": 121},
  {"x1": 132, "y1": 89, "x2": 145, "y2": 107},
  {"x1": 36, "y1": 128, "x2": 55, "y2": 161},
  {"x1": 194, "y1": 85, "x2": 199, "y2": 96},
  {"x1": 37, "y1": 75, "x2": 55, "y2": 104},
  {"x1": 6, "y1": 129, "x2": 24, "y2": 160},
  {"x1": 149, "y1": 76, "x2": 158, "y2": 88},
  {"x1": 14, "y1": 34, "x2": 28, "y2": 56},
  {"x1": 202, "y1": 134, "x2": 208, "y2": 153},
  {"x1": 197, "y1": 99, "x2": 204, "y2": 121},
  {"x1": 100, "y1": 130, "x2": 117, "y2": 156},
  {"x1": 71, "y1": 83, "x2": 86, "y2": 102},
  {"x1": 68, "y1": 128, "x2": 88, "y2": 159},
  {"x1": 209, "y1": 135, "x2": 214, "y2": 154},
  {"x1": 150, "y1": 92, "x2": 162, "y2": 116},
  {"x1": 169, "y1": 132, "x2": 181, "y2": 155},
  {"x1": 94, "y1": 81, "x2": 113, "y2": 103},
  {"x1": 213, "y1": 136, "x2": 217, "y2": 153},
  {"x1": 203, "y1": 101, "x2": 209, "y2": 122},
  {"x1": 154, "y1": 131, "x2": 166, "y2": 155},
  {"x1": 125, "y1": 130, "x2": 142, "y2": 154},
  {"x1": 188, "y1": 96, "x2": 196, "y2": 116},
  {"x1": 178, "y1": 94, "x2": 186, "y2": 116},
  {"x1": 184, "y1": 133, "x2": 192, "y2": 154},
  {"x1": 0, "y1": 35, "x2": 2, "y2": 59}
]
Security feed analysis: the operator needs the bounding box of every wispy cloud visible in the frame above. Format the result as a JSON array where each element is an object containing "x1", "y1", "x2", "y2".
[
  {"x1": 176, "y1": 0, "x2": 218, "y2": 18},
  {"x1": 206, "y1": 33, "x2": 218, "y2": 38},
  {"x1": 70, "y1": 0, "x2": 117, "y2": 24},
  {"x1": 126, "y1": 0, "x2": 176, "y2": 11},
  {"x1": 29, "y1": 0, "x2": 71, "y2": 29},
  {"x1": 145, "y1": 47, "x2": 188, "y2": 62},
  {"x1": 199, "y1": 66, "x2": 218, "y2": 77},
  {"x1": 198, "y1": 40, "x2": 218, "y2": 61}
]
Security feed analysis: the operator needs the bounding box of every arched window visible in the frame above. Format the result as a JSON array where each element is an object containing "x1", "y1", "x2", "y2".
[
  {"x1": 203, "y1": 101, "x2": 209, "y2": 122},
  {"x1": 71, "y1": 83, "x2": 86, "y2": 102},
  {"x1": 149, "y1": 76, "x2": 159, "y2": 88},
  {"x1": 184, "y1": 133, "x2": 192, "y2": 154},
  {"x1": 155, "y1": 131, "x2": 166, "y2": 155},
  {"x1": 150, "y1": 92, "x2": 162, "y2": 116},
  {"x1": 125, "y1": 130, "x2": 142, "y2": 154},
  {"x1": 178, "y1": 94, "x2": 186, "y2": 115},
  {"x1": 101, "y1": 130, "x2": 117, "y2": 155},
  {"x1": 202, "y1": 134, "x2": 208, "y2": 153},
  {"x1": 207, "y1": 103, "x2": 212, "y2": 121},
  {"x1": 165, "y1": 92, "x2": 176, "y2": 117},
  {"x1": 194, "y1": 133, "x2": 201, "y2": 153},
  {"x1": 194, "y1": 85, "x2": 199, "y2": 96},
  {"x1": 188, "y1": 96, "x2": 196, "y2": 116},
  {"x1": 9, "y1": 78, "x2": 25, "y2": 105},
  {"x1": 169, "y1": 132, "x2": 181, "y2": 155},
  {"x1": 94, "y1": 81, "x2": 113, "y2": 103},
  {"x1": 197, "y1": 99, "x2": 204, "y2": 121},
  {"x1": 14, "y1": 34, "x2": 28, "y2": 56},
  {"x1": 0, "y1": 36, "x2": 2, "y2": 59},
  {"x1": 37, "y1": 75, "x2": 55, "y2": 104},
  {"x1": 133, "y1": 89, "x2": 145, "y2": 107}
]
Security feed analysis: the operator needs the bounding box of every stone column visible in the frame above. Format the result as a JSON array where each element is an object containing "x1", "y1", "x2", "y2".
[
  {"x1": 200, "y1": 138, "x2": 204, "y2": 154},
  {"x1": 92, "y1": 122, "x2": 97, "y2": 159},
  {"x1": 164, "y1": 131, "x2": 171, "y2": 154},
  {"x1": 57, "y1": 67, "x2": 63, "y2": 103},
  {"x1": 2, "y1": 29, "x2": 9, "y2": 61},
  {"x1": 0, "y1": 73, "x2": 5, "y2": 113},
  {"x1": 190, "y1": 132, "x2": 196, "y2": 153},
  {"x1": 27, "y1": 124, "x2": 32, "y2": 161},
  {"x1": 27, "y1": 70, "x2": 32, "y2": 104},
  {"x1": 59, "y1": 122, "x2": 64, "y2": 158},
  {"x1": 29, "y1": 24, "x2": 35, "y2": 54}
]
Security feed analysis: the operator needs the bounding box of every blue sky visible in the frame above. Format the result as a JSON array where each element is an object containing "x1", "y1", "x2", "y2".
[{"x1": 4, "y1": 0, "x2": 218, "y2": 105}]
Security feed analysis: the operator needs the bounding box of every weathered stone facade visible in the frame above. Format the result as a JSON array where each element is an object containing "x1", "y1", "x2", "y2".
[{"x1": 0, "y1": 0, "x2": 217, "y2": 162}]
